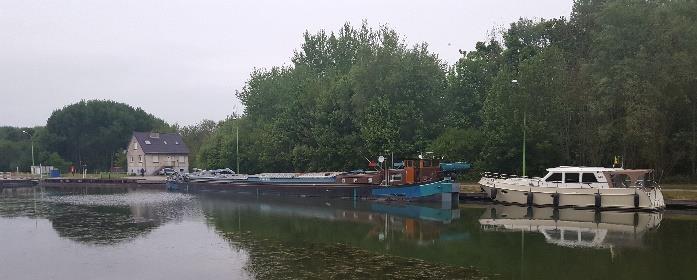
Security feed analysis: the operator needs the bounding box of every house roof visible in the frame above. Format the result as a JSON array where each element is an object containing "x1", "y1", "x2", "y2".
[{"x1": 132, "y1": 131, "x2": 189, "y2": 154}]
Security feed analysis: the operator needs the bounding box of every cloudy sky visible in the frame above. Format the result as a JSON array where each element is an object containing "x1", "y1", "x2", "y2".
[{"x1": 0, "y1": 0, "x2": 572, "y2": 127}]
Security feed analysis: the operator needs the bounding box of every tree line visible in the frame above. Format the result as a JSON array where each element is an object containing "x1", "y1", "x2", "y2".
[
  {"x1": 2, "y1": 0, "x2": 696, "y2": 181},
  {"x1": 197, "y1": 0, "x2": 697, "y2": 180}
]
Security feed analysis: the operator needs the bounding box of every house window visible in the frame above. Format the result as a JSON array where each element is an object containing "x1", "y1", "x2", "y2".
[
  {"x1": 179, "y1": 156, "x2": 186, "y2": 163},
  {"x1": 163, "y1": 141, "x2": 168, "y2": 145},
  {"x1": 130, "y1": 156, "x2": 133, "y2": 163},
  {"x1": 152, "y1": 155, "x2": 159, "y2": 163},
  {"x1": 139, "y1": 155, "x2": 142, "y2": 163},
  {"x1": 134, "y1": 142, "x2": 138, "y2": 150}
]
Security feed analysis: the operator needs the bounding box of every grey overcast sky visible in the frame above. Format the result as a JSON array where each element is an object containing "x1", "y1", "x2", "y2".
[{"x1": 0, "y1": 0, "x2": 572, "y2": 127}]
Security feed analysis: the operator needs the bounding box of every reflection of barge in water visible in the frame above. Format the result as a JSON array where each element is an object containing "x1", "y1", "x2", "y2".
[
  {"x1": 199, "y1": 193, "x2": 463, "y2": 245},
  {"x1": 479, "y1": 205, "x2": 662, "y2": 248},
  {"x1": 169, "y1": 159, "x2": 469, "y2": 205}
]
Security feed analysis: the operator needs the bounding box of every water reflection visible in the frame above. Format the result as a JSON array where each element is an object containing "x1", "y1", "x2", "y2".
[
  {"x1": 1, "y1": 187, "x2": 194, "y2": 245},
  {"x1": 199, "y1": 194, "x2": 484, "y2": 279},
  {"x1": 200, "y1": 194, "x2": 462, "y2": 243},
  {"x1": 2, "y1": 187, "x2": 697, "y2": 280},
  {"x1": 479, "y1": 205, "x2": 662, "y2": 249}
]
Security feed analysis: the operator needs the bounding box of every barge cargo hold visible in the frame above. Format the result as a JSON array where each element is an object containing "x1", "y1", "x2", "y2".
[
  {"x1": 166, "y1": 158, "x2": 468, "y2": 206},
  {"x1": 166, "y1": 179, "x2": 460, "y2": 205}
]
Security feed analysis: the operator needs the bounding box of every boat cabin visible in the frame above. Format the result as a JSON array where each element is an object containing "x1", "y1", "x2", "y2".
[
  {"x1": 403, "y1": 159, "x2": 441, "y2": 184},
  {"x1": 541, "y1": 167, "x2": 656, "y2": 189},
  {"x1": 336, "y1": 158, "x2": 442, "y2": 186}
]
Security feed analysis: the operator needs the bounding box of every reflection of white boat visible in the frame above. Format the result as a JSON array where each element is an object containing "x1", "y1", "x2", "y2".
[
  {"x1": 479, "y1": 205, "x2": 662, "y2": 248},
  {"x1": 479, "y1": 167, "x2": 665, "y2": 211}
]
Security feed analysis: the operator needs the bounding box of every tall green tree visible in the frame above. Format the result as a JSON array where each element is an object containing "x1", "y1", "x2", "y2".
[
  {"x1": 196, "y1": 1, "x2": 697, "y2": 181},
  {"x1": 46, "y1": 100, "x2": 171, "y2": 171}
]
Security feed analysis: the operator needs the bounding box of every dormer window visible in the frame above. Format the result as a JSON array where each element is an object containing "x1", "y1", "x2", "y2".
[
  {"x1": 144, "y1": 140, "x2": 151, "y2": 145},
  {"x1": 163, "y1": 140, "x2": 168, "y2": 145},
  {"x1": 175, "y1": 141, "x2": 179, "y2": 145}
]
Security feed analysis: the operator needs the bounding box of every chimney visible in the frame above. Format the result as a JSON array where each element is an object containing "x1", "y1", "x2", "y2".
[{"x1": 150, "y1": 132, "x2": 160, "y2": 138}]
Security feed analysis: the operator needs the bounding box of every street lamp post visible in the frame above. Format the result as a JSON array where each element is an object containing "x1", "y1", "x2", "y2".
[
  {"x1": 512, "y1": 80, "x2": 526, "y2": 177},
  {"x1": 21, "y1": 130, "x2": 35, "y2": 168}
]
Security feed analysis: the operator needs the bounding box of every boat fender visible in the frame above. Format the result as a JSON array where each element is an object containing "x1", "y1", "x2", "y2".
[
  {"x1": 526, "y1": 206, "x2": 533, "y2": 219},
  {"x1": 552, "y1": 208, "x2": 560, "y2": 221},
  {"x1": 491, "y1": 188, "x2": 498, "y2": 200},
  {"x1": 594, "y1": 192, "x2": 602, "y2": 209},
  {"x1": 634, "y1": 192, "x2": 640, "y2": 208},
  {"x1": 526, "y1": 191, "x2": 534, "y2": 206},
  {"x1": 552, "y1": 192, "x2": 560, "y2": 208},
  {"x1": 633, "y1": 212, "x2": 639, "y2": 227}
]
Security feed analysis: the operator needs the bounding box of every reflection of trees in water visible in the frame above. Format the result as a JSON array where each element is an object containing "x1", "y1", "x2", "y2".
[
  {"x1": 0, "y1": 187, "x2": 193, "y2": 245},
  {"x1": 46, "y1": 196, "x2": 193, "y2": 245},
  {"x1": 199, "y1": 197, "x2": 485, "y2": 279},
  {"x1": 224, "y1": 231, "x2": 484, "y2": 280},
  {"x1": 200, "y1": 196, "x2": 697, "y2": 280},
  {"x1": 46, "y1": 204, "x2": 162, "y2": 245}
]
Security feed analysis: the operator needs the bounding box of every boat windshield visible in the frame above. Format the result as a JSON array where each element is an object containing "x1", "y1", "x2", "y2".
[{"x1": 605, "y1": 170, "x2": 657, "y2": 188}]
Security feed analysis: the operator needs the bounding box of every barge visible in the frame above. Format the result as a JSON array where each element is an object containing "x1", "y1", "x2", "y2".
[{"x1": 167, "y1": 159, "x2": 470, "y2": 205}]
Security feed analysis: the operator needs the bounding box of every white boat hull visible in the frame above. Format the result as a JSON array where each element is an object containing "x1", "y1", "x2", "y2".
[{"x1": 479, "y1": 178, "x2": 665, "y2": 211}]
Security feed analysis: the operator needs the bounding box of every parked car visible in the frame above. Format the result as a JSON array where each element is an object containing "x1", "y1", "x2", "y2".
[{"x1": 159, "y1": 168, "x2": 176, "y2": 176}]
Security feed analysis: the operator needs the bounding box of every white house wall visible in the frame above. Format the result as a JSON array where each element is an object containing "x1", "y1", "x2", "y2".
[{"x1": 126, "y1": 136, "x2": 189, "y2": 176}]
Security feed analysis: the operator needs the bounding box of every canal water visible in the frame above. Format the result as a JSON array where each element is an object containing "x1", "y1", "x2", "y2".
[{"x1": 1, "y1": 187, "x2": 696, "y2": 280}]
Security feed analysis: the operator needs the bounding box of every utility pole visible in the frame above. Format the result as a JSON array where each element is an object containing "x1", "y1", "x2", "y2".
[
  {"x1": 690, "y1": 95, "x2": 697, "y2": 177},
  {"x1": 523, "y1": 109, "x2": 526, "y2": 177},
  {"x1": 512, "y1": 80, "x2": 526, "y2": 177},
  {"x1": 22, "y1": 130, "x2": 35, "y2": 168},
  {"x1": 236, "y1": 125, "x2": 240, "y2": 174}
]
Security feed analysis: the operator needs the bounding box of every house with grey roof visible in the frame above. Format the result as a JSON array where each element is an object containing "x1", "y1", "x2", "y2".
[{"x1": 126, "y1": 132, "x2": 189, "y2": 176}]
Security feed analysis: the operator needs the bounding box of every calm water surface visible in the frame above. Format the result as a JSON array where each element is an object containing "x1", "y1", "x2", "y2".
[{"x1": 1, "y1": 186, "x2": 696, "y2": 279}]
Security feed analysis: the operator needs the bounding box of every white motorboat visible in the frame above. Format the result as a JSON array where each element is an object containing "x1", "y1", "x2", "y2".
[{"x1": 479, "y1": 166, "x2": 665, "y2": 211}]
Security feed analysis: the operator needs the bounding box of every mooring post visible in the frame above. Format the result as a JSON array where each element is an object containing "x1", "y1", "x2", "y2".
[{"x1": 353, "y1": 188, "x2": 357, "y2": 208}]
